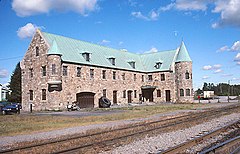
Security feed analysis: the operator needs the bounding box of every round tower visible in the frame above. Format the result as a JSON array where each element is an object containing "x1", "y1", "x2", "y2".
[
  {"x1": 175, "y1": 42, "x2": 193, "y2": 103},
  {"x1": 47, "y1": 40, "x2": 63, "y2": 109}
]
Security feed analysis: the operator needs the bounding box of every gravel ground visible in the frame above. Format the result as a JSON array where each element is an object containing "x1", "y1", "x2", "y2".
[
  {"x1": 0, "y1": 110, "x2": 191, "y2": 149},
  {"x1": 101, "y1": 113, "x2": 240, "y2": 154},
  {"x1": 0, "y1": 102, "x2": 238, "y2": 150}
]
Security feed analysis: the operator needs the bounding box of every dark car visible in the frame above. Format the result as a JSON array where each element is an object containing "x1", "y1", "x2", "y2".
[{"x1": 2, "y1": 103, "x2": 22, "y2": 115}]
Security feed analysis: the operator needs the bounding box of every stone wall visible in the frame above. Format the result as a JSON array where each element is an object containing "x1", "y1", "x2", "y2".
[{"x1": 21, "y1": 31, "x2": 194, "y2": 111}]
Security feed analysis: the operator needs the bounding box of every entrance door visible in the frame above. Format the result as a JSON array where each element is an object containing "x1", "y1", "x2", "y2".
[
  {"x1": 127, "y1": 90, "x2": 132, "y2": 103},
  {"x1": 113, "y1": 91, "x2": 117, "y2": 104},
  {"x1": 76, "y1": 92, "x2": 95, "y2": 108},
  {"x1": 165, "y1": 90, "x2": 171, "y2": 102}
]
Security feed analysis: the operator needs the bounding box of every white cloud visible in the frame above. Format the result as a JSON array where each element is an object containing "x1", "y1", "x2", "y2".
[
  {"x1": 235, "y1": 53, "x2": 240, "y2": 61},
  {"x1": 217, "y1": 45, "x2": 229, "y2": 52},
  {"x1": 202, "y1": 76, "x2": 210, "y2": 79},
  {"x1": 202, "y1": 65, "x2": 212, "y2": 70},
  {"x1": 213, "y1": 0, "x2": 240, "y2": 27},
  {"x1": 146, "y1": 47, "x2": 158, "y2": 53},
  {"x1": 12, "y1": 0, "x2": 98, "y2": 17},
  {"x1": 118, "y1": 41, "x2": 124, "y2": 46},
  {"x1": 221, "y1": 74, "x2": 233, "y2": 77},
  {"x1": 17, "y1": 23, "x2": 40, "y2": 39},
  {"x1": 160, "y1": 3, "x2": 175, "y2": 12},
  {"x1": 231, "y1": 41, "x2": 240, "y2": 51},
  {"x1": 214, "y1": 69, "x2": 223, "y2": 73},
  {"x1": 212, "y1": 64, "x2": 222, "y2": 69},
  {"x1": 131, "y1": 10, "x2": 159, "y2": 21},
  {"x1": 174, "y1": 0, "x2": 208, "y2": 11},
  {"x1": 237, "y1": 62, "x2": 240, "y2": 65},
  {"x1": 149, "y1": 10, "x2": 159, "y2": 20},
  {"x1": 99, "y1": 39, "x2": 110, "y2": 45},
  {"x1": 0, "y1": 69, "x2": 8, "y2": 78}
]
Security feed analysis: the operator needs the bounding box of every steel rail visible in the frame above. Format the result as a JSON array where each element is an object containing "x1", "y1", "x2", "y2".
[
  {"x1": 1, "y1": 104, "x2": 239, "y2": 154},
  {"x1": 159, "y1": 120, "x2": 240, "y2": 154},
  {"x1": 199, "y1": 136, "x2": 240, "y2": 154}
]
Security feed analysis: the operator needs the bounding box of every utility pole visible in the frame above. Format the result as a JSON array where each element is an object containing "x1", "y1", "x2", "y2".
[{"x1": 228, "y1": 80, "x2": 230, "y2": 103}]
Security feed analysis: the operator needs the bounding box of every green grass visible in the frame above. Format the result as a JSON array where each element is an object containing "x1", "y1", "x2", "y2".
[{"x1": 0, "y1": 103, "x2": 207, "y2": 137}]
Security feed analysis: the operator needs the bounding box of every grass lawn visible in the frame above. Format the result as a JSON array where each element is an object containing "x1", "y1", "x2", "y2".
[{"x1": 0, "y1": 103, "x2": 208, "y2": 137}]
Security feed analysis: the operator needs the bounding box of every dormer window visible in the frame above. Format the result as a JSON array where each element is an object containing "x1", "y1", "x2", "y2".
[
  {"x1": 128, "y1": 61, "x2": 136, "y2": 69},
  {"x1": 82, "y1": 52, "x2": 90, "y2": 62},
  {"x1": 155, "y1": 62, "x2": 162, "y2": 69},
  {"x1": 108, "y1": 57, "x2": 116, "y2": 65}
]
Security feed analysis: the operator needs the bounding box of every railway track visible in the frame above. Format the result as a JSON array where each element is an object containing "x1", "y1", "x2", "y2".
[
  {"x1": 1, "y1": 104, "x2": 240, "y2": 154},
  {"x1": 160, "y1": 120, "x2": 240, "y2": 154}
]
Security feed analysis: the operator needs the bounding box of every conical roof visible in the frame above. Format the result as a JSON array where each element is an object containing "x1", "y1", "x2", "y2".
[
  {"x1": 47, "y1": 40, "x2": 62, "y2": 56},
  {"x1": 175, "y1": 41, "x2": 192, "y2": 62}
]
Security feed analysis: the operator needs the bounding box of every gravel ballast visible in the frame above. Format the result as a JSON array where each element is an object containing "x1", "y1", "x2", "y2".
[{"x1": 101, "y1": 113, "x2": 240, "y2": 154}]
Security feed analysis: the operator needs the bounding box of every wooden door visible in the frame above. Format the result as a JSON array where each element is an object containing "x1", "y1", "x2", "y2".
[
  {"x1": 76, "y1": 92, "x2": 95, "y2": 108},
  {"x1": 165, "y1": 90, "x2": 171, "y2": 102},
  {"x1": 113, "y1": 91, "x2": 117, "y2": 104},
  {"x1": 127, "y1": 91, "x2": 132, "y2": 103}
]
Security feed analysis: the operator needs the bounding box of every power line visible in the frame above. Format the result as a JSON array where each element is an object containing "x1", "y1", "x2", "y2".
[{"x1": 0, "y1": 56, "x2": 23, "y2": 61}]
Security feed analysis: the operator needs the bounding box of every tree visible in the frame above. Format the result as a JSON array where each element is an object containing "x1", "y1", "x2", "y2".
[{"x1": 8, "y1": 62, "x2": 21, "y2": 103}]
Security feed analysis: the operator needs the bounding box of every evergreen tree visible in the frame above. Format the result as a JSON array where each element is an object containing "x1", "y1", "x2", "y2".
[{"x1": 8, "y1": 62, "x2": 21, "y2": 103}]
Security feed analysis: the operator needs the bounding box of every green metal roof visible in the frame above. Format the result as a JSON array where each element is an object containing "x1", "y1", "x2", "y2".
[
  {"x1": 41, "y1": 31, "x2": 191, "y2": 73},
  {"x1": 47, "y1": 40, "x2": 62, "y2": 56},
  {"x1": 175, "y1": 41, "x2": 192, "y2": 62}
]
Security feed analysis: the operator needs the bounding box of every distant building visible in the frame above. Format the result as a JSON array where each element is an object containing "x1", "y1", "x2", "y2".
[
  {"x1": 203, "y1": 91, "x2": 215, "y2": 98},
  {"x1": 21, "y1": 30, "x2": 193, "y2": 111},
  {"x1": 0, "y1": 84, "x2": 10, "y2": 101}
]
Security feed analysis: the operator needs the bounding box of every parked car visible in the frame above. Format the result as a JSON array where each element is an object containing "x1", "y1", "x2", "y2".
[{"x1": 2, "y1": 103, "x2": 22, "y2": 115}]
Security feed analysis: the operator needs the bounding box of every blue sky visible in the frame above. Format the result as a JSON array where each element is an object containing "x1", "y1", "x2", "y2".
[{"x1": 0, "y1": 0, "x2": 240, "y2": 89}]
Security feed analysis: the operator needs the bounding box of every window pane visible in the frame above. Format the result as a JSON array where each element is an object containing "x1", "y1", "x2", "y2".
[
  {"x1": 180, "y1": 89, "x2": 184, "y2": 96},
  {"x1": 63, "y1": 66, "x2": 68, "y2": 76},
  {"x1": 42, "y1": 66, "x2": 46, "y2": 76},
  {"x1": 42, "y1": 89, "x2": 46, "y2": 100},
  {"x1": 90, "y1": 69, "x2": 94, "y2": 79},
  {"x1": 161, "y1": 74, "x2": 165, "y2": 81},
  {"x1": 77, "y1": 67, "x2": 81, "y2": 77},
  {"x1": 102, "y1": 70, "x2": 106, "y2": 79},
  {"x1": 52, "y1": 64, "x2": 56, "y2": 75}
]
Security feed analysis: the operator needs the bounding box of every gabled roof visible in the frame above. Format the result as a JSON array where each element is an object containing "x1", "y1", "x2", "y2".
[
  {"x1": 41, "y1": 31, "x2": 191, "y2": 73},
  {"x1": 175, "y1": 41, "x2": 192, "y2": 62}
]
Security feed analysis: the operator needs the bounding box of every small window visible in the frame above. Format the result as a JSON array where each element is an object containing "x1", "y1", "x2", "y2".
[
  {"x1": 82, "y1": 53, "x2": 90, "y2": 62},
  {"x1": 157, "y1": 90, "x2": 161, "y2": 97},
  {"x1": 102, "y1": 70, "x2": 106, "y2": 79},
  {"x1": 52, "y1": 64, "x2": 56, "y2": 75},
  {"x1": 29, "y1": 68, "x2": 33, "y2": 78},
  {"x1": 142, "y1": 75, "x2": 144, "y2": 82},
  {"x1": 63, "y1": 66, "x2": 68, "y2": 76},
  {"x1": 122, "y1": 73, "x2": 125, "y2": 80},
  {"x1": 29, "y1": 90, "x2": 33, "y2": 100},
  {"x1": 148, "y1": 75, "x2": 152, "y2": 81},
  {"x1": 109, "y1": 58, "x2": 116, "y2": 65},
  {"x1": 103, "y1": 89, "x2": 106, "y2": 97},
  {"x1": 134, "y1": 90, "x2": 137, "y2": 98},
  {"x1": 134, "y1": 74, "x2": 136, "y2": 81},
  {"x1": 42, "y1": 89, "x2": 46, "y2": 100},
  {"x1": 77, "y1": 67, "x2": 81, "y2": 77},
  {"x1": 123, "y1": 90, "x2": 126, "y2": 98},
  {"x1": 185, "y1": 71, "x2": 190, "y2": 79},
  {"x1": 186, "y1": 89, "x2": 190, "y2": 96},
  {"x1": 155, "y1": 62, "x2": 162, "y2": 69},
  {"x1": 42, "y1": 66, "x2": 46, "y2": 77},
  {"x1": 180, "y1": 89, "x2": 184, "y2": 96},
  {"x1": 36, "y1": 46, "x2": 39, "y2": 56},
  {"x1": 90, "y1": 69, "x2": 94, "y2": 79},
  {"x1": 113, "y1": 71, "x2": 116, "y2": 80},
  {"x1": 129, "y1": 61, "x2": 136, "y2": 69},
  {"x1": 161, "y1": 74, "x2": 165, "y2": 81}
]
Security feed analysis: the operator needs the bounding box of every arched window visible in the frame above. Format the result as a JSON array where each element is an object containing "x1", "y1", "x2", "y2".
[
  {"x1": 186, "y1": 89, "x2": 190, "y2": 96},
  {"x1": 180, "y1": 89, "x2": 184, "y2": 96},
  {"x1": 36, "y1": 46, "x2": 39, "y2": 56},
  {"x1": 185, "y1": 71, "x2": 190, "y2": 79}
]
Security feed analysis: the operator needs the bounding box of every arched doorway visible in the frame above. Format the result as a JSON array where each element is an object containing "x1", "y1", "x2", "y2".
[{"x1": 76, "y1": 92, "x2": 95, "y2": 108}]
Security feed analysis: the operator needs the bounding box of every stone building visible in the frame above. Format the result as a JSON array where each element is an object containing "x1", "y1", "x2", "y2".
[{"x1": 21, "y1": 29, "x2": 193, "y2": 111}]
